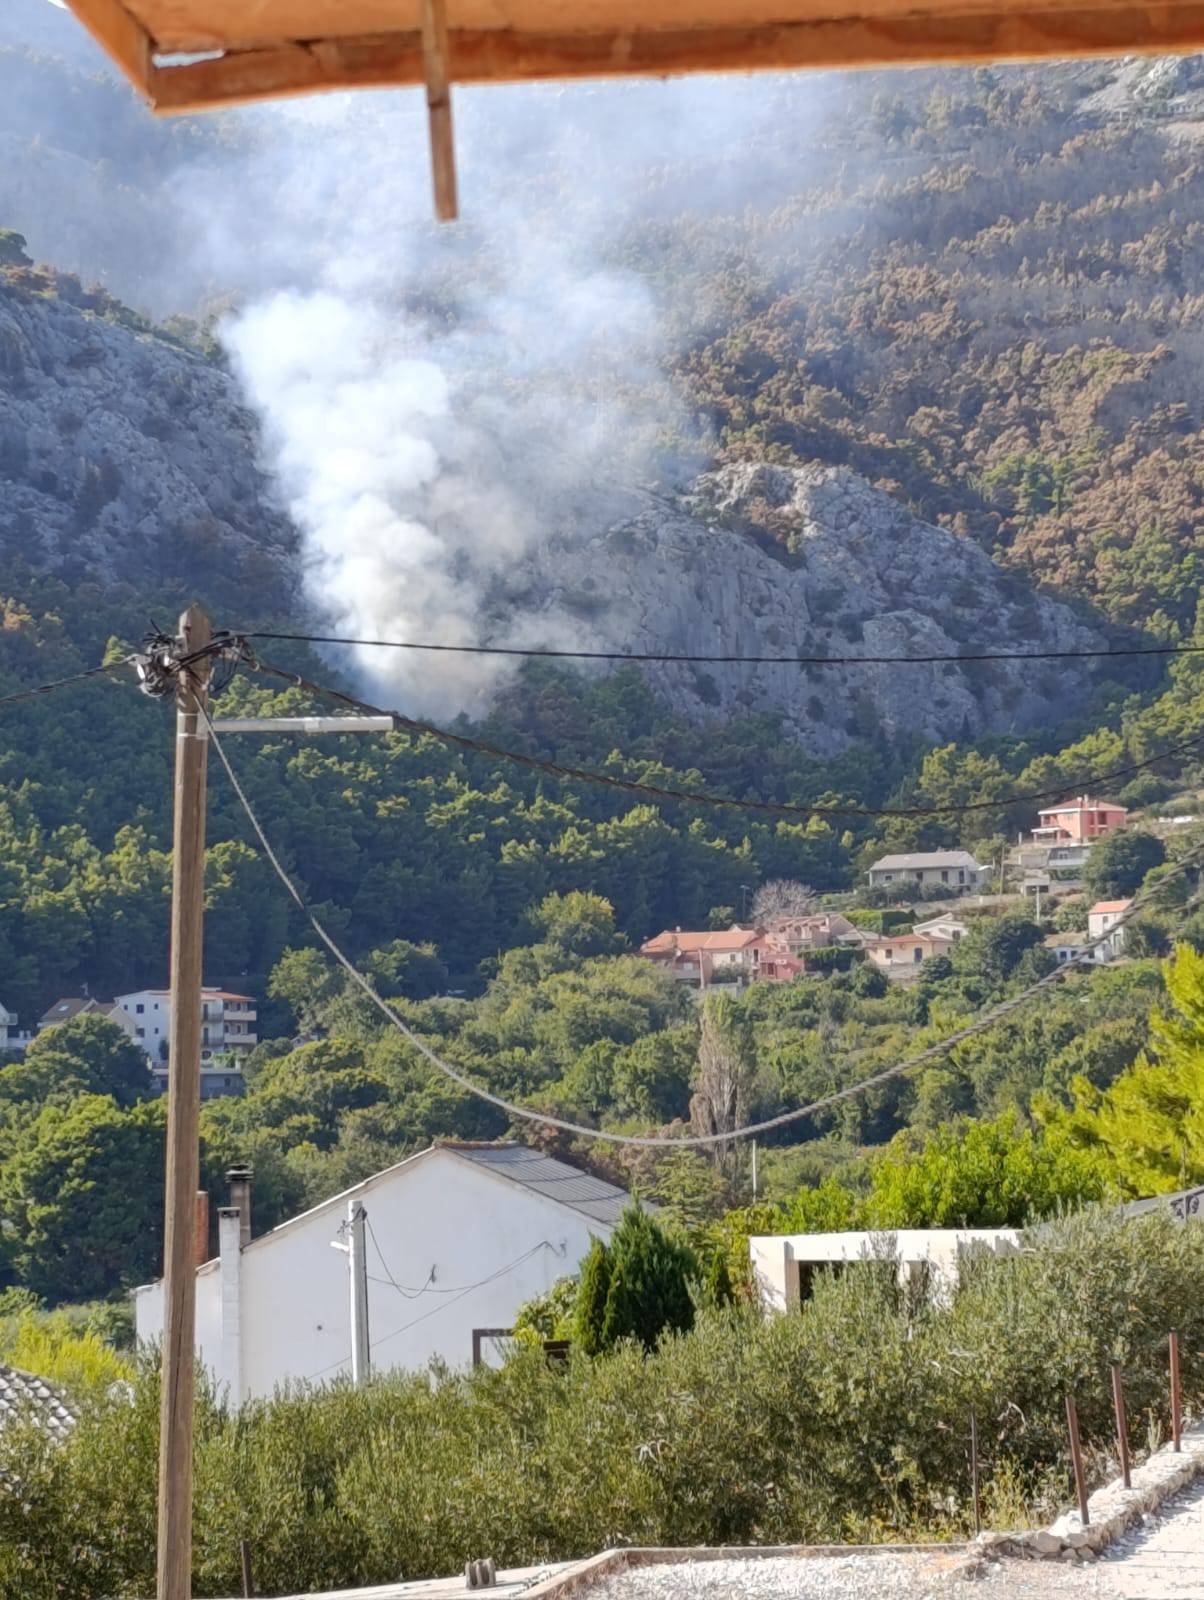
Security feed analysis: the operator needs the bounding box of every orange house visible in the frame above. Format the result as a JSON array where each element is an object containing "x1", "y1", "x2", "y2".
[{"x1": 1031, "y1": 796, "x2": 1127, "y2": 845}]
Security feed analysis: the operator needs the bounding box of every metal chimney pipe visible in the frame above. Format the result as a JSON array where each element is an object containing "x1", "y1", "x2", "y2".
[
  {"x1": 226, "y1": 1165, "x2": 253, "y2": 1250},
  {"x1": 193, "y1": 1190, "x2": 210, "y2": 1269}
]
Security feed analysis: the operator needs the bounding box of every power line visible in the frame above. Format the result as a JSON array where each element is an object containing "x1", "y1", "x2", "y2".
[
  {"x1": 245, "y1": 629, "x2": 1204, "y2": 669},
  {"x1": 203, "y1": 701, "x2": 1204, "y2": 1151},
  {"x1": 250, "y1": 657, "x2": 1204, "y2": 821},
  {"x1": 0, "y1": 661, "x2": 128, "y2": 710}
]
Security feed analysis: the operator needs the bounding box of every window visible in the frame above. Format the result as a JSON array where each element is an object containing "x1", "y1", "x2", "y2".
[
  {"x1": 884, "y1": 948, "x2": 893, "y2": 961},
  {"x1": 136, "y1": 1003, "x2": 145, "y2": 1014},
  {"x1": 136, "y1": 1027, "x2": 145, "y2": 1038},
  {"x1": 941, "y1": 870, "x2": 949, "y2": 883},
  {"x1": 958, "y1": 869, "x2": 965, "y2": 883},
  {"x1": 913, "y1": 948, "x2": 922, "y2": 963}
]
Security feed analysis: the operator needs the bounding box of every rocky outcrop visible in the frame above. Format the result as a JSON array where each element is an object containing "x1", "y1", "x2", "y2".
[
  {"x1": 522, "y1": 462, "x2": 1104, "y2": 754},
  {"x1": 0, "y1": 277, "x2": 296, "y2": 610}
]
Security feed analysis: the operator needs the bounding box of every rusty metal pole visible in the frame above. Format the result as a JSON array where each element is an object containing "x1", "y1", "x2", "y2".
[
  {"x1": 1066, "y1": 1394, "x2": 1090, "y2": 1526},
  {"x1": 969, "y1": 1411, "x2": 983, "y2": 1535},
  {"x1": 1170, "y1": 1331, "x2": 1183, "y2": 1453},
  {"x1": 1111, "y1": 1365, "x2": 1131, "y2": 1489}
]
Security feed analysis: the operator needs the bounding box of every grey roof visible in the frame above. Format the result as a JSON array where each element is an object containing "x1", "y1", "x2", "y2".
[
  {"x1": 0, "y1": 1365, "x2": 76, "y2": 1438},
  {"x1": 37, "y1": 996, "x2": 97, "y2": 1027},
  {"x1": 445, "y1": 1143, "x2": 641, "y2": 1228},
  {"x1": 869, "y1": 851, "x2": 982, "y2": 872}
]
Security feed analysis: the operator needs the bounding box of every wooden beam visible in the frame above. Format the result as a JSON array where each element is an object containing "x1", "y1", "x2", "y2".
[
  {"x1": 421, "y1": 0, "x2": 460, "y2": 221},
  {"x1": 63, "y1": 0, "x2": 153, "y2": 93},
  {"x1": 147, "y1": 4, "x2": 1204, "y2": 112}
]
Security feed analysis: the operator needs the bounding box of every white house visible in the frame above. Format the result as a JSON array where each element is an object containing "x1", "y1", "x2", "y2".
[
  {"x1": 865, "y1": 851, "x2": 986, "y2": 895},
  {"x1": 1086, "y1": 899, "x2": 1133, "y2": 963},
  {"x1": 116, "y1": 986, "x2": 258, "y2": 1066},
  {"x1": 0, "y1": 1001, "x2": 32, "y2": 1054},
  {"x1": 134, "y1": 1142, "x2": 640, "y2": 1402},
  {"x1": 911, "y1": 914, "x2": 969, "y2": 942},
  {"x1": 750, "y1": 1228, "x2": 1020, "y2": 1308}
]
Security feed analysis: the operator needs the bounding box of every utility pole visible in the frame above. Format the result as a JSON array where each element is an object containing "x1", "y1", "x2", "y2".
[
  {"x1": 157, "y1": 604, "x2": 212, "y2": 1600},
  {"x1": 348, "y1": 1200, "x2": 370, "y2": 1386}
]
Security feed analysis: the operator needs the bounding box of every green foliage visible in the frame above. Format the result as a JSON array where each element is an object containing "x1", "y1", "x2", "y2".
[
  {"x1": 574, "y1": 1207, "x2": 698, "y2": 1354},
  {"x1": 5, "y1": 1210, "x2": 1204, "y2": 1597},
  {"x1": 1041, "y1": 943, "x2": 1204, "y2": 1195},
  {"x1": 1083, "y1": 830, "x2": 1167, "y2": 901},
  {"x1": 0, "y1": 1015, "x2": 150, "y2": 1110},
  {"x1": 0, "y1": 228, "x2": 30, "y2": 267},
  {"x1": 862, "y1": 1113, "x2": 1111, "y2": 1228}
]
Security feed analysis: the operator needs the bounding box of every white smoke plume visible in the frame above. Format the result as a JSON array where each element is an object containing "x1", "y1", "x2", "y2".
[{"x1": 210, "y1": 80, "x2": 820, "y2": 715}]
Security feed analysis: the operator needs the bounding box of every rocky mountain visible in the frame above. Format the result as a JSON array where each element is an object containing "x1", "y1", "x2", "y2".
[
  {"x1": 0, "y1": 267, "x2": 1105, "y2": 752},
  {"x1": 525, "y1": 463, "x2": 1102, "y2": 754},
  {"x1": 0, "y1": 272, "x2": 296, "y2": 611}
]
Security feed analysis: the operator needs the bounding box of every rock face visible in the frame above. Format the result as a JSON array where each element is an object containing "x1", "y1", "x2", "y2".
[
  {"x1": 0, "y1": 278, "x2": 297, "y2": 609},
  {"x1": 524, "y1": 462, "x2": 1104, "y2": 754},
  {"x1": 0, "y1": 278, "x2": 1102, "y2": 754}
]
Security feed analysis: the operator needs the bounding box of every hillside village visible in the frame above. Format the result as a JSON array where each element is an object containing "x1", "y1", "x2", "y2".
[{"x1": 7, "y1": 3, "x2": 1204, "y2": 1597}]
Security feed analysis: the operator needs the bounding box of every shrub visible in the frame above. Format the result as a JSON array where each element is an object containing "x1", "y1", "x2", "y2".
[{"x1": 4, "y1": 1210, "x2": 1203, "y2": 1597}]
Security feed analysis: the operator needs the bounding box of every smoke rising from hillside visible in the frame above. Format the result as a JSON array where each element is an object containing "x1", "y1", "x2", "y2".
[{"x1": 216, "y1": 82, "x2": 810, "y2": 715}]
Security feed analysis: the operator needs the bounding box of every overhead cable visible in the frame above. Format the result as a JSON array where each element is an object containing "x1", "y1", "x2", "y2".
[
  {"x1": 204, "y1": 700, "x2": 1204, "y2": 1152},
  {"x1": 250, "y1": 657, "x2": 1204, "y2": 821},
  {"x1": 0, "y1": 661, "x2": 129, "y2": 710},
  {"x1": 245, "y1": 628, "x2": 1204, "y2": 668}
]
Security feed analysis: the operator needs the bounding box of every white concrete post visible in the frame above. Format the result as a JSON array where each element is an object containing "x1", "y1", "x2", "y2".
[
  {"x1": 217, "y1": 1205, "x2": 243, "y2": 1405},
  {"x1": 348, "y1": 1200, "x2": 370, "y2": 1387}
]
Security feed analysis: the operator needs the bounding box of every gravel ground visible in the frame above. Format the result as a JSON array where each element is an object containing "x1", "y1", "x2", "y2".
[
  {"x1": 588, "y1": 1476, "x2": 1204, "y2": 1598},
  {"x1": 588, "y1": 1549, "x2": 974, "y2": 1600}
]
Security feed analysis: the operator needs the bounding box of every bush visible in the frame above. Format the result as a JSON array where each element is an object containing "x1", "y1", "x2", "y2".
[{"x1": 4, "y1": 1209, "x2": 1203, "y2": 1598}]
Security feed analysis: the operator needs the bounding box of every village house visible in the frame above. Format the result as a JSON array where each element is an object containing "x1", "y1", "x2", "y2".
[
  {"x1": 1086, "y1": 898, "x2": 1133, "y2": 962},
  {"x1": 761, "y1": 911, "x2": 862, "y2": 953},
  {"x1": 866, "y1": 930, "x2": 955, "y2": 980},
  {"x1": 865, "y1": 850, "x2": 986, "y2": 895},
  {"x1": 1044, "y1": 931, "x2": 1091, "y2": 965},
  {"x1": 0, "y1": 1001, "x2": 33, "y2": 1053},
  {"x1": 37, "y1": 995, "x2": 139, "y2": 1040},
  {"x1": 117, "y1": 986, "x2": 258, "y2": 1066},
  {"x1": 638, "y1": 926, "x2": 764, "y2": 984},
  {"x1": 1030, "y1": 795, "x2": 1127, "y2": 845},
  {"x1": 134, "y1": 1143, "x2": 642, "y2": 1402},
  {"x1": 750, "y1": 1228, "x2": 1019, "y2": 1309},
  {"x1": 911, "y1": 914, "x2": 969, "y2": 942}
]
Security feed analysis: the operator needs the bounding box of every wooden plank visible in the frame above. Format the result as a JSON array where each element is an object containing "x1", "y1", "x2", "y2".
[
  {"x1": 421, "y1": 0, "x2": 459, "y2": 221},
  {"x1": 62, "y1": 0, "x2": 153, "y2": 92},
  {"x1": 146, "y1": 4, "x2": 1204, "y2": 111}
]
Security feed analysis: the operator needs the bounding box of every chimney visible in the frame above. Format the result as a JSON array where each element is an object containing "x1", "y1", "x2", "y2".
[
  {"x1": 218, "y1": 1206, "x2": 243, "y2": 1404},
  {"x1": 227, "y1": 1164, "x2": 253, "y2": 1250},
  {"x1": 194, "y1": 1189, "x2": 210, "y2": 1269}
]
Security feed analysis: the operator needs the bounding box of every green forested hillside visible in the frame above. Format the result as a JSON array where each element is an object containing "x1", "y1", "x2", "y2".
[{"x1": 4, "y1": 40, "x2": 1204, "y2": 1309}]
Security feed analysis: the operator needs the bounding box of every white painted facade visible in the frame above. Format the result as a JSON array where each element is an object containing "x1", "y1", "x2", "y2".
[
  {"x1": 116, "y1": 986, "x2": 258, "y2": 1066},
  {"x1": 134, "y1": 1144, "x2": 631, "y2": 1402},
  {"x1": 750, "y1": 1227, "x2": 1020, "y2": 1309}
]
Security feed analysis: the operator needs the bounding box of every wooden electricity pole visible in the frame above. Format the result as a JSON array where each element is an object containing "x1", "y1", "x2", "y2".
[{"x1": 157, "y1": 603, "x2": 212, "y2": 1600}]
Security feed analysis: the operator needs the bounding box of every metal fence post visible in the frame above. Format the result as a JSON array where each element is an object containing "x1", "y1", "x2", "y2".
[
  {"x1": 1111, "y1": 1365, "x2": 1131, "y2": 1489},
  {"x1": 1170, "y1": 1331, "x2": 1183, "y2": 1453},
  {"x1": 969, "y1": 1411, "x2": 983, "y2": 1534},
  {"x1": 1066, "y1": 1394, "x2": 1090, "y2": 1526}
]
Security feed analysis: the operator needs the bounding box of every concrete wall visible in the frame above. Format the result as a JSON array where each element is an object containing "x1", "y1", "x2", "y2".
[
  {"x1": 135, "y1": 1148, "x2": 613, "y2": 1402},
  {"x1": 749, "y1": 1228, "x2": 1020, "y2": 1311}
]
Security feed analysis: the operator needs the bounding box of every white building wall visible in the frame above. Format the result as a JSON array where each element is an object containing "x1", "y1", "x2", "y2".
[
  {"x1": 749, "y1": 1228, "x2": 1020, "y2": 1310},
  {"x1": 136, "y1": 1148, "x2": 614, "y2": 1402}
]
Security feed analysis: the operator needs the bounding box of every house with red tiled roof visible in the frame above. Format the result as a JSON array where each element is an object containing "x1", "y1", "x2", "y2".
[
  {"x1": 1087, "y1": 899, "x2": 1134, "y2": 962},
  {"x1": 639, "y1": 926, "x2": 764, "y2": 985}
]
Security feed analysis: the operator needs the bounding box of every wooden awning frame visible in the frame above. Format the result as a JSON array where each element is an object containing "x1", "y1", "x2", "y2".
[{"x1": 64, "y1": 0, "x2": 1204, "y2": 219}]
